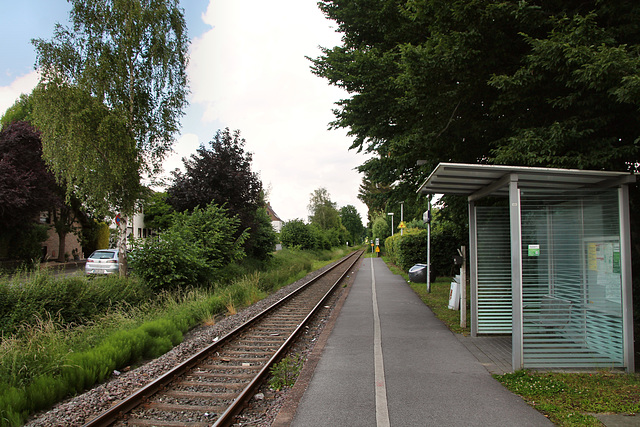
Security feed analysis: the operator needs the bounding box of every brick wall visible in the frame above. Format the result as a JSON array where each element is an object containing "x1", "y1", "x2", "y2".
[{"x1": 41, "y1": 221, "x2": 84, "y2": 261}]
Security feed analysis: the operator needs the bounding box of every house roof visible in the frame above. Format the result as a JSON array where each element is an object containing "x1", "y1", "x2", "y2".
[
  {"x1": 417, "y1": 163, "x2": 635, "y2": 199},
  {"x1": 266, "y1": 204, "x2": 283, "y2": 222}
]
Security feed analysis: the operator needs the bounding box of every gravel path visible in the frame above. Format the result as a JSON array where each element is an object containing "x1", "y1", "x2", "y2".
[{"x1": 24, "y1": 257, "x2": 359, "y2": 427}]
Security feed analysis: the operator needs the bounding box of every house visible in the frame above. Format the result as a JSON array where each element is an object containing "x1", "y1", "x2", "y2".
[
  {"x1": 109, "y1": 210, "x2": 152, "y2": 249},
  {"x1": 39, "y1": 211, "x2": 83, "y2": 261},
  {"x1": 266, "y1": 204, "x2": 283, "y2": 233},
  {"x1": 127, "y1": 210, "x2": 153, "y2": 240}
]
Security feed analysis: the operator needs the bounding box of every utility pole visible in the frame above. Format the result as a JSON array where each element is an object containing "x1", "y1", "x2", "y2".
[{"x1": 387, "y1": 212, "x2": 394, "y2": 236}]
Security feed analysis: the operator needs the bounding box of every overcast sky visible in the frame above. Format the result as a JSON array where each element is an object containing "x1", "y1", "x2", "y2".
[{"x1": 0, "y1": 0, "x2": 370, "y2": 223}]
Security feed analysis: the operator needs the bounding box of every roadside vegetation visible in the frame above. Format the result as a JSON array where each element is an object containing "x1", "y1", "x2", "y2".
[
  {"x1": 0, "y1": 247, "x2": 352, "y2": 426},
  {"x1": 497, "y1": 370, "x2": 640, "y2": 426},
  {"x1": 382, "y1": 255, "x2": 640, "y2": 426}
]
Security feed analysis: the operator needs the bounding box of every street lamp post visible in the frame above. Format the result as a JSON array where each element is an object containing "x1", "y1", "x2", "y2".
[
  {"x1": 424, "y1": 196, "x2": 432, "y2": 293},
  {"x1": 400, "y1": 201, "x2": 404, "y2": 236},
  {"x1": 387, "y1": 212, "x2": 394, "y2": 236}
]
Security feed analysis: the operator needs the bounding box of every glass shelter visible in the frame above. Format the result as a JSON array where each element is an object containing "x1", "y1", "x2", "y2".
[{"x1": 418, "y1": 163, "x2": 635, "y2": 372}]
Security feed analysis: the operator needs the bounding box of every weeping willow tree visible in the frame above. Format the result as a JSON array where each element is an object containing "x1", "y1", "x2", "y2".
[{"x1": 31, "y1": 0, "x2": 189, "y2": 275}]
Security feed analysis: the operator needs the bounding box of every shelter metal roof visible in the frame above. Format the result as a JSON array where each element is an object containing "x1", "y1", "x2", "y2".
[{"x1": 417, "y1": 163, "x2": 635, "y2": 199}]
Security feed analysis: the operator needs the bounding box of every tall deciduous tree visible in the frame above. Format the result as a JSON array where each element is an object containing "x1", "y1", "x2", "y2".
[
  {"x1": 0, "y1": 121, "x2": 62, "y2": 263},
  {"x1": 2, "y1": 93, "x2": 91, "y2": 263},
  {"x1": 31, "y1": 0, "x2": 189, "y2": 275},
  {"x1": 168, "y1": 128, "x2": 273, "y2": 259},
  {"x1": 0, "y1": 121, "x2": 57, "y2": 230},
  {"x1": 339, "y1": 205, "x2": 365, "y2": 245},
  {"x1": 312, "y1": 0, "x2": 640, "y2": 214},
  {"x1": 0, "y1": 94, "x2": 33, "y2": 131},
  {"x1": 314, "y1": 1, "x2": 640, "y2": 294},
  {"x1": 308, "y1": 187, "x2": 340, "y2": 230}
]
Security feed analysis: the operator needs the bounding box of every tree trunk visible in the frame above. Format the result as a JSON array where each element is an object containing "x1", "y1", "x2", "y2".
[
  {"x1": 117, "y1": 216, "x2": 128, "y2": 277},
  {"x1": 57, "y1": 231, "x2": 67, "y2": 263}
]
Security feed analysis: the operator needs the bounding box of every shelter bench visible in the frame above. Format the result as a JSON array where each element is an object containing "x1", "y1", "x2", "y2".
[{"x1": 527, "y1": 295, "x2": 573, "y2": 330}]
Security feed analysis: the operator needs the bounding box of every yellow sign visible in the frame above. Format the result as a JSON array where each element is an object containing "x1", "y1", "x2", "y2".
[
  {"x1": 375, "y1": 246, "x2": 380, "y2": 253},
  {"x1": 399, "y1": 221, "x2": 407, "y2": 229},
  {"x1": 371, "y1": 242, "x2": 374, "y2": 247}
]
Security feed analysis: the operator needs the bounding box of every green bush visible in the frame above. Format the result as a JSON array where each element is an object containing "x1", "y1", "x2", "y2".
[
  {"x1": 430, "y1": 228, "x2": 464, "y2": 278},
  {"x1": 385, "y1": 233, "x2": 399, "y2": 260},
  {"x1": 4, "y1": 224, "x2": 49, "y2": 265},
  {"x1": 309, "y1": 225, "x2": 330, "y2": 250},
  {"x1": 281, "y1": 219, "x2": 315, "y2": 250},
  {"x1": 385, "y1": 227, "x2": 463, "y2": 277},
  {"x1": 95, "y1": 221, "x2": 110, "y2": 250},
  {"x1": 129, "y1": 227, "x2": 212, "y2": 291},
  {"x1": 395, "y1": 229, "x2": 428, "y2": 271},
  {"x1": 171, "y1": 204, "x2": 248, "y2": 270},
  {"x1": 130, "y1": 203, "x2": 248, "y2": 291},
  {"x1": 269, "y1": 354, "x2": 303, "y2": 391},
  {"x1": 245, "y1": 207, "x2": 278, "y2": 260}
]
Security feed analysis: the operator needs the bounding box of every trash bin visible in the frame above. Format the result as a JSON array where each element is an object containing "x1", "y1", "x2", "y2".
[{"x1": 409, "y1": 263, "x2": 428, "y2": 283}]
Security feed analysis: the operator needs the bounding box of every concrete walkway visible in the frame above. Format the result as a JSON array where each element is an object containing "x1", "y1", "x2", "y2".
[{"x1": 291, "y1": 257, "x2": 552, "y2": 426}]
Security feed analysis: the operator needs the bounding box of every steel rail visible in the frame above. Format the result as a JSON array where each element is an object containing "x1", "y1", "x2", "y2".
[
  {"x1": 213, "y1": 249, "x2": 362, "y2": 426},
  {"x1": 83, "y1": 250, "x2": 362, "y2": 427}
]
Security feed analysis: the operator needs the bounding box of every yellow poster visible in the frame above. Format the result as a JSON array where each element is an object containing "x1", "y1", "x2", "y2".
[{"x1": 588, "y1": 243, "x2": 597, "y2": 271}]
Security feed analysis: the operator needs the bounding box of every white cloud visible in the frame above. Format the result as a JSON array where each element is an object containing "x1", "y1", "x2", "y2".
[
  {"x1": 163, "y1": 133, "x2": 202, "y2": 175},
  {"x1": 182, "y1": 0, "x2": 370, "y2": 223},
  {"x1": 0, "y1": 1, "x2": 371, "y2": 226},
  {"x1": 0, "y1": 71, "x2": 39, "y2": 116}
]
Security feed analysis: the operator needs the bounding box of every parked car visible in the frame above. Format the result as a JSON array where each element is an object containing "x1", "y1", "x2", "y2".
[{"x1": 85, "y1": 249, "x2": 119, "y2": 275}]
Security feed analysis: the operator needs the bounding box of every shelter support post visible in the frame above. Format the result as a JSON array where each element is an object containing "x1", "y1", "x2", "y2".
[
  {"x1": 468, "y1": 200, "x2": 478, "y2": 337},
  {"x1": 619, "y1": 185, "x2": 635, "y2": 372},
  {"x1": 509, "y1": 175, "x2": 523, "y2": 371}
]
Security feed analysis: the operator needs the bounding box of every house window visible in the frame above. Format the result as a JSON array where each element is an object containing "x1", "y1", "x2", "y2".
[{"x1": 40, "y1": 212, "x2": 50, "y2": 224}]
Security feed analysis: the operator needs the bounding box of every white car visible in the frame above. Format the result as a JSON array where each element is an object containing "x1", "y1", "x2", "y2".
[{"x1": 85, "y1": 249, "x2": 119, "y2": 275}]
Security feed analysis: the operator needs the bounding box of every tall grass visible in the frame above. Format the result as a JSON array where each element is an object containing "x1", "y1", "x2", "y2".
[
  {"x1": 0, "y1": 271, "x2": 151, "y2": 337},
  {"x1": 0, "y1": 247, "x2": 354, "y2": 426}
]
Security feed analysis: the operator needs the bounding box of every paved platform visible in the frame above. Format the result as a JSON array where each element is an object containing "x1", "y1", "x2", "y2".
[
  {"x1": 291, "y1": 257, "x2": 552, "y2": 426},
  {"x1": 457, "y1": 334, "x2": 513, "y2": 375}
]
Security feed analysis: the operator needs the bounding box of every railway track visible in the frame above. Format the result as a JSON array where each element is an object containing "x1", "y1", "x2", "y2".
[{"x1": 83, "y1": 250, "x2": 363, "y2": 427}]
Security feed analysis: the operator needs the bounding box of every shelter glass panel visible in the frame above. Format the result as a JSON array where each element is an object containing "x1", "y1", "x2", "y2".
[
  {"x1": 520, "y1": 189, "x2": 623, "y2": 369},
  {"x1": 476, "y1": 207, "x2": 512, "y2": 334}
]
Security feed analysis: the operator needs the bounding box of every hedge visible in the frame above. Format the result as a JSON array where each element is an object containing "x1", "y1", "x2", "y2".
[{"x1": 385, "y1": 228, "x2": 463, "y2": 277}]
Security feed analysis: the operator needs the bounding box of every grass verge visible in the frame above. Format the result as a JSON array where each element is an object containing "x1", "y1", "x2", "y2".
[
  {"x1": 497, "y1": 370, "x2": 640, "y2": 426},
  {"x1": 380, "y1": 255, "x2": 640, "y2": 427},
  {"x1": 0, "y1": 247, "x2": 353, "y2": 427}
]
